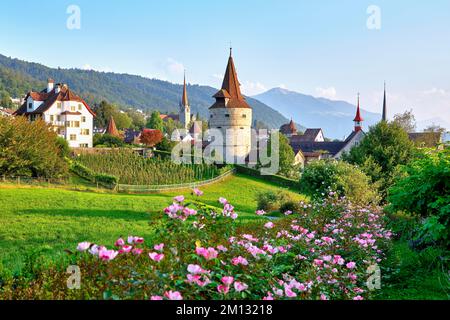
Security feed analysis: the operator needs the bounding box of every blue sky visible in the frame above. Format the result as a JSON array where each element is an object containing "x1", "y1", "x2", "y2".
[{"x1": 1, "y1": 0, "x2": 449, "y2": 127}]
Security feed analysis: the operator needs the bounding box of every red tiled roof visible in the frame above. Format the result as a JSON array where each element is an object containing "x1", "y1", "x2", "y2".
[
  {"x1": 210, "y1": 51, "x2": 251, "y2": 109},
  {"x1": 105, "y1": 115, "x2": 120, "y2": 137},
  {"x1": 14, "y1": 84, "x2": 96, "y2": 117},
  {"x1": 280, "y1": 119, "x2": 297, "y2": 135}
]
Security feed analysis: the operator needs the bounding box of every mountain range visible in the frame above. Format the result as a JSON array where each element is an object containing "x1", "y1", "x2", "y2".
[
  {"x1": 254, "y1": 88, "x2": 383, "y2": 140},
  {"x1": 0, "y1": 54, "x2": 288, "y2": 129},
  {"x1": 1, "y1": 53, "x2": 392, "y2": 139}
]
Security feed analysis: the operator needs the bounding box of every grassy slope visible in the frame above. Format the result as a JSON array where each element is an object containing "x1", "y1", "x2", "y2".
[
  {"x1": 0, "y1": 174, "x2": 306, "y2": 273},
  {"x1": 376, "y1": 241, "x2": 449, "y2": 300}
]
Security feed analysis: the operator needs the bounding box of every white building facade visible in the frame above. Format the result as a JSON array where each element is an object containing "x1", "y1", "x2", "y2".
[{"x1": 15, "y1": 79, "x2": 95, "y2": 148}]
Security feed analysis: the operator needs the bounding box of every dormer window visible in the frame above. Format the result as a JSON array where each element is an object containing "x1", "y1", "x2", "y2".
[
  {"x1": 71, "y1": 106, "x2": 76, "y2": 112},
  {"x1": 57, "y1": 103, "x2": 62, "y2": 109},
  {"x1": 78, "y1": 104, "x2": 82, "y2": 110}
]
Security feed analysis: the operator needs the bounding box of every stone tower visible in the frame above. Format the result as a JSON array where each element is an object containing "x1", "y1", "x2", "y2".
[
  {"x1": 209, "y1": 49, "x2": 252, "y2": 162},
  {"x1": 179, "y1": 72, "x2": 191, "y2": 130}
]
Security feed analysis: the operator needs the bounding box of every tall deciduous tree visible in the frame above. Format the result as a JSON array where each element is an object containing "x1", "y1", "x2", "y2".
[
  {"x1": 0, "y1": 117, "x2": 68, "y2": 178},
  {"x1": 343, "y1": 121, "x2": 415, "y2": 199},
  {"x1": 146, "y1": 111, "x2": 164, "y2": 131},
  {"x1": 140, "y1": 129, "x2": 163, "y2": 147},
  {"x1": 393, "y1": 109, "x2": 416, "y2": 133}
]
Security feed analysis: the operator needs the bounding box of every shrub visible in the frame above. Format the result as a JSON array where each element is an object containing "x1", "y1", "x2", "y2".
[
  {"x1": 342, "y1": 121, "x2": 414, "y2": 199},
  {"x1": 0, "y1": 117, "x2": 68, "y2": 178},
  {"x1": 93, "y1": 134, "x2": 125, "y2": 148},
  {"x1": 279, "y1": 200, "x2": 302, "y2": 214},
  {"x1": 388, "y1": 148, "x2": 450, "y2": 247},
  {"x1": 300, "y1": 160, "x2": 379, "y2": 205},
  {"x1": 256, "y1": 190, "x2": 295, "y2": 212}
]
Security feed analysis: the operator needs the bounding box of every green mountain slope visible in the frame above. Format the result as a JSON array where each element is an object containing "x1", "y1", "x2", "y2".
[{"x1": 0, "y1": 54, "x2": 288, "y2": 128}]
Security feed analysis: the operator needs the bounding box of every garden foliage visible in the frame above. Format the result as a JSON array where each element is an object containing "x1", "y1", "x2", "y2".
[{"x1": 300, "y1": 160, "x2": 379, "y2": 205}]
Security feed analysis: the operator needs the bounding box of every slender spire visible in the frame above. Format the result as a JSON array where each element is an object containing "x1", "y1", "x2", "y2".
[
  {"x1": 382, "y1": 82, "x2": 387, "y2": 121},
  {"x1": 181, "y1": 70, "x2": 189, "y2": 107},
  {"x1": 353, "y1": 93, "x2": 363, "y2": 132}
]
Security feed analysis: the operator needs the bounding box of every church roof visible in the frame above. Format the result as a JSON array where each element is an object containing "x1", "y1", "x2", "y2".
[
  {"x1": 210, "y1": 49, "x2": 251, "y2": 109},
  {"x1": 290, "y1": 141, "x2": 346, "y2": 156},
  {"x1": 353, "y1": 94, "x2": 363, "y2": 122},
  {"x1": 280, "y1": 119, "x2": 297, "y2": 135},
  {"x1": 105, "y1": 115, "x2": 120, "y2": 137}
]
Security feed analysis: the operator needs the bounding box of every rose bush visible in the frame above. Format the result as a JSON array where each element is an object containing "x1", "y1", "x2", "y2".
[{"x1": 0, "y1": 190, "x2": 392, "y2": 300}]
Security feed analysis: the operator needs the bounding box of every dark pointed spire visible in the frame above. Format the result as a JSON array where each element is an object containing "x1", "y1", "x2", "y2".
[
  {"x1": 382, "y1": 82, "x2": 387, "y2": 121},
  {"x1": 181, "y1": 70, "x2": 189, "y2": 107}
]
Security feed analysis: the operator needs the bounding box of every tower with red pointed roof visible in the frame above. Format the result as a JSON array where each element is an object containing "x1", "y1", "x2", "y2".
[
  {"x1": 179, "y1": 71, "x2": 191, "y2": 129},
  {"x1": 353, "y1": 93, "x2": 363, "y2": 132},
  {"x1": 209, "y1": 48, "x2": 253, "y2": 162}
]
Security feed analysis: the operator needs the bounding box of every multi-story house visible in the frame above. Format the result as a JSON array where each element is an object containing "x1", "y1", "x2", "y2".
[{"x1": 15, "y1": 79, "x2": 95, "y2": 148}]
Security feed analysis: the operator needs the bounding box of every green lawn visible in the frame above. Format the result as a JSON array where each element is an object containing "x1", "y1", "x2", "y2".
[{"x1": 0, "y1": 174, "x2": 306, "y2": 273}]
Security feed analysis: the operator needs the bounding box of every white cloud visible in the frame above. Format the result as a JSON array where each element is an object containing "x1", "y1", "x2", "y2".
[
  {"x1": 165, "y1": 58, "x2": 184, "y2": 75},
  {"x1": 422, "y1": 88, "x2": 449, "y2": 97},
  {"x1": 315, "y1": 86, "x2": 337, "y2": 99},
  {"x1": 81, "y1": 64, "x2": 112, "y2": 73},
  {"x1": 240, "y1": 81, "x2": 267, "y2": 96}
]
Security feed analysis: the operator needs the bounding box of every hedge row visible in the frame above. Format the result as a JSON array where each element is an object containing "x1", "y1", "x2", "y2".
[
  {"x1": 235, "y1": 165, "x2": 300, "y2": 190},
  {"x1": 70, "y1": 161, "x2": 118, "y2": 188}
]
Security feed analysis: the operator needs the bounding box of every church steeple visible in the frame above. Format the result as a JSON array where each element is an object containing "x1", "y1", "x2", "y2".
[
  {"x1": 354, "y1": 93, "x2": 363, "y2": 132},
  {"x1": 181, "y1": 71, "x2": 189, "y2": 108},
  {"x1": 179, "y1": 71, "x2": 191, "y2": 129},
  {"x1": 382, "y1": 82, "x2": 387, "y2": 122}
]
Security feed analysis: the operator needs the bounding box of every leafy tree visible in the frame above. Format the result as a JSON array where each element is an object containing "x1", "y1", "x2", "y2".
[
  {"x1": 0, "y1": 117, "x2": 68, "y2": 178},
  {"x1": 146, "y1": 111, "x2": 164, "y2": 131},
  {"x1": 393, "y1": 109, "x2": 416, "y2": 133},
  {"x1": 113, "y1": 112, "x2": 132, "y2": 130},
  {"x1": 56, "y1": 136, "x2": 70, "y2": 158},
  {"x1": 93, "y1": 101, "x2": 132, "y2": 130},
  {"x1": 140, "y1": 129, "x2": 163, "y2": 147},
  {"x1": 93, "y1": 100, "x2": 117, "y2": 129},
  {"x1": 343, "y1": 121, "x2": 415, "y2": 199},
  {"x1": 300, "y1": 160, "x2": 379, "y2": 205},
  {"x1": 163, "y1": 117, "x2": 183, "y2": 136},
  {"x1": 156, "y1": 136, "x2": 176, "y2": 152},
  {"x1": 264, "y1": 132, "x2": 297, "y2": 178},
  {"x1": 93, "y1": 134, "x2": 125, "y2": 148},
  {"x1": 126, "y1": 109, "x2": 146, "y2": 130},
  {"x1": 388, "y1": 148, "x2": 450, "y2": 246}
]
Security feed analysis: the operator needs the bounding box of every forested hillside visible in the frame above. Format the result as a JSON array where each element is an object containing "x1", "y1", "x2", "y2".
[{"x1": 0, "y1": 54, "x2": 288, "y2": 128}]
